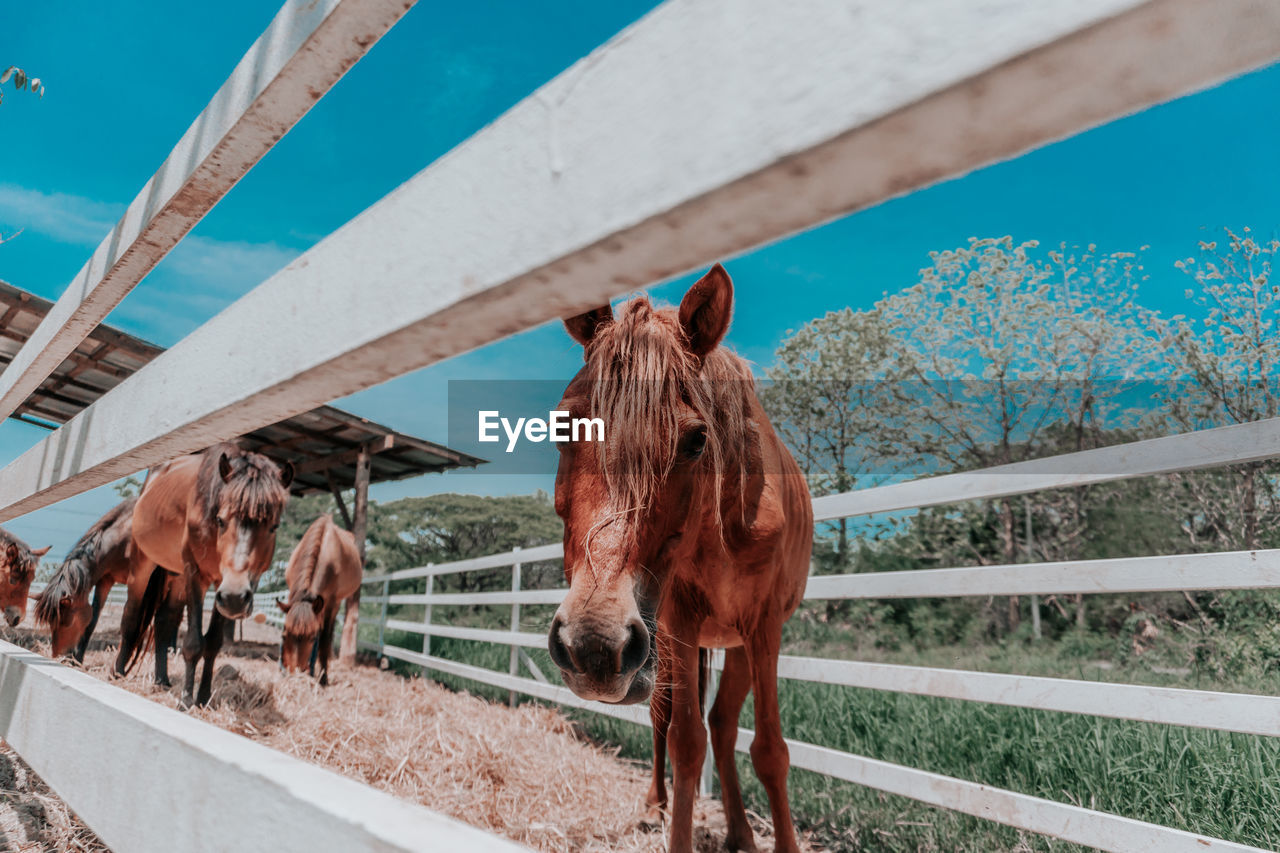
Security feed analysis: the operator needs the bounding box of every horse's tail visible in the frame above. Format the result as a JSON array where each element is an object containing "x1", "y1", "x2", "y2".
[{"x1": 123, "y1": 568, "x2": 166, "y2": 675}]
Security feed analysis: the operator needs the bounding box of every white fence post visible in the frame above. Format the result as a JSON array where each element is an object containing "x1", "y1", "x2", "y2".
[
  {"x1": 700, "y1": 649, "x2": 721, "y2": 797},
  {"x1": 422, "y1": 565, "x2": 434, "y2": 657},
  {"x1": 377, "y1": 577, "x2": 390, "y2": 660},
  {"x1": 509, "y1": 547, "x2": 522, "y2": 707}
]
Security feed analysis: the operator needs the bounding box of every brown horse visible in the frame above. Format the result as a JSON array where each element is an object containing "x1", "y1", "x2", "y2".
[
  {"x1": 125, "y1": 443, "x2": 291, "y2": 706},
  {"x1": 549, "y1": 265, "x2": 812, "y2": 853},
  {"x1": 0, "y1": 529, "x2": 49, "y2": 628},
  {"x1": 276, "y1": 514, "x2": 362, "y2": 685},
  {"x1": 35, "y1": 498, "x2": 139, "y2": 661}
]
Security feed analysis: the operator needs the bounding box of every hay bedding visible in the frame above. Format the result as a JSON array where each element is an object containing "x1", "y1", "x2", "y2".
[{"x1": 6, "y1": 619, "x2": 809, "y2": 852}]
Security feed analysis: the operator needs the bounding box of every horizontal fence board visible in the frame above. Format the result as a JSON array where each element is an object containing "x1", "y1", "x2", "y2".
[
  {"x1": 365, "y1": 543, "x2": 563, "y2": 583},
  {"x1": 390, "y1": 590, "x2": 568, "y2": 607},
  {"x1": 376, "y1": 638, "x2": 1259, "y2": 852},
  {"x1": 7, "y1": 0, "x2": 1280, "y2": 520},
  {"x1": 804, "y1": 549, "x2": 1280, "y2": 599},
  {"x1": 0, "y1": 640, "x2": 522, "y2": 852},
  {"x1": 0, "y1": 0, "x2": 414, "y2": 424},
  {"x1": 813, "y1": 417, "x2": 1280, "y2": 522},
  {"x1": 383, "y1": 619, "x2": 545, "y2": 649},
  {"x1": 768, "y1": 656, "x2": 1280, "y2": 738},
  {"x1": 781, "y1": 738, "x2": 1264, "y2": 853}
]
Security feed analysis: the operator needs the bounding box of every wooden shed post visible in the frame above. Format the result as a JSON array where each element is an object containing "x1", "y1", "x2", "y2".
[{"x1": 339, "y1": 446, "x2": 371, "y2": 663}]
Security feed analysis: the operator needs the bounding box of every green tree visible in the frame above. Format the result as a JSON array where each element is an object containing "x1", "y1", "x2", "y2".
[
  {"x1": 366, "y1": 492, "x2": 562, "y2": 591},
  {"x1": 1153, "y1": 227, "x2": 1280, "y2": 551}
]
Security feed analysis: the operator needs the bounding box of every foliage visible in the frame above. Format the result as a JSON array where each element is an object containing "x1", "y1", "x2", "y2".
[{"x1": 1, "y1": 66, "x2": 43, "y2": 104}]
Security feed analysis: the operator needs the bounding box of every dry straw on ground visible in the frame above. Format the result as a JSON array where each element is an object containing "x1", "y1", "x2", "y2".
[{"x1": 5, "y1": 617, "x2": 809, "y2": 852}]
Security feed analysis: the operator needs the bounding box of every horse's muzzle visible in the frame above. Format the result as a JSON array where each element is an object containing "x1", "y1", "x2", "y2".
[
  {"x1": 4, "y1": 606, "x2": 22, "y2": 627},
  {"x1": 214, "y1": 588, "x2": 253, "y2": 619},
  {"x1": 548, "y1": 615, "x2": 653, "y2": 704}
]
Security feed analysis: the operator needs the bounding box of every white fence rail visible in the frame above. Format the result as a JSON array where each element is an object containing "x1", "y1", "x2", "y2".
[
  {"x1": 3, "y1": 0, "x2": 1280, "y2": 850},
  {"x1": 353, "y1": 431, "x2": 1280, "y2": 853}
]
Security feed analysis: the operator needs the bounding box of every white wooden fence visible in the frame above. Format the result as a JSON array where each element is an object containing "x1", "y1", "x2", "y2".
[
  {"x1": 353, "y1": 448, "x2": 1280, "y2": 853},
  {"x1": 3, "y1": 0, "x2": 1280, "y2": 850}
]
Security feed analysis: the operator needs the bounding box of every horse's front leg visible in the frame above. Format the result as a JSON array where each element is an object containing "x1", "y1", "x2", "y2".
[
  {"x1": 316, "y1": 612, "x2": 336, "y2": 686},
  {"x1": 180, "y1": 567, "x2": 206, "y2": 708},
  {"x1": 645, "y1": 635, "x2": 673, "y2": 822},
  {"x1": 75, "y1": 581, "x2": 108, "y2": 663},
  {"x1": 710, "y1": 646, "x2": 757, "y2": 851},
  {"x1": 745, "y1": 624, "x2": 799, "y2": 853},
  {"x1": 196, "y1": 607, "x2": 227, "y2": 705},
  {"x1": 664, "y1": 618, "x2": 705, "y2": 853}
]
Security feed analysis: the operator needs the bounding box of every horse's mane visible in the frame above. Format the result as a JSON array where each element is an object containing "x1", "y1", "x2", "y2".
[
  {"x1": 0, "y1": 526, "x2": 41, "y2": 584},
  {"x1": 35, "y1": 498, "x2": 135, "y2": 629},
  {"x1": 284, "y1": 516, "x2": 329, "y2": 637},
  {"x1": 581, "y1": 295, "x2": 755, "y2": 541},
  {"x1": 197, "y1": 443, "x2": 289, "y2": 526}
]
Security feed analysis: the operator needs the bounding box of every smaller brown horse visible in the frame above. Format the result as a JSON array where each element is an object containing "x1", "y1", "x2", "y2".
[
  {"x1": 35, "y1": 498, "x2": 138, "y2": 661},
  {"x1": 276, "y1": 514, "x2": 362, "y2": 685},
  {"x1": 127, "y1": 443, "x2": 291, "y2": 706},
  {"x1": 0, "y1": 529, "x2": 49, "y2": 628}
]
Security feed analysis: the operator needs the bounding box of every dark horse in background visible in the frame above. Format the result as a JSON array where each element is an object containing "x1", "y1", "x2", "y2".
[
  {"x1": 0, "y1": 529, "x2": 49, "y2": 628},
  {"x1": 123, "y1": 443, "x2": 291, "y2": 706},
  {"x1": 549, "y1": 265, "x2": 812, "y2": 853},
  {"x1": 36, "y1": 498, "x2": 141, "y2": 662},
  {"x1": 276, "y1": 514, "x2": 362, "y2": 685}
]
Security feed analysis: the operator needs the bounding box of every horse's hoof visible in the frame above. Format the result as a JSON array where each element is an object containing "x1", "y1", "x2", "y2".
[
  {"x1": 638, "y1": 804, "x2": 667, "y2": 831},
  {"x1": 154, "y1": 678, "x2": 171, "y2": 689}
]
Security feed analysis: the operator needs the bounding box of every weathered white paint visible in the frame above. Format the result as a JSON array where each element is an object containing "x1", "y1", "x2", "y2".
[
  {"x1": 769, "y1": 656, "x2": 1280, "y2": 738},
  {"x1": 813, "y1": 417, "x2": 1280, "y2": 521},
  {"x1": 804, "y1": 548, "x2": 1280, "y2": 599},
  {"x1": 0, "y1": 0, "x2": 415, "y2": 425},
  {"x1": 6, "y1": 0, "x2": 1280, "y2": 520},
  {"x1": 390, "y1": 589, "x2": 568, "y2": 607},
  {"x1": 0, "y1": 640, "x2": 524, "y2": 853}
]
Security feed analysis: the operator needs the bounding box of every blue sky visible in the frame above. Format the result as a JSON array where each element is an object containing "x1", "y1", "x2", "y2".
[{"x1": 2, "y1": 1, "x2": 1278, "y2": 558}]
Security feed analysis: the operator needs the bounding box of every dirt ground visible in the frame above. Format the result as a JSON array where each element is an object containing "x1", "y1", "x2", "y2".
[{"x1": 2, "y1": 606, "x2": 814, "y2": 852}]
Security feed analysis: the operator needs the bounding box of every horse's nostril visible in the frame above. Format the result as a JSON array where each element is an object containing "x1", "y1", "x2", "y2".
[
  {"x1": 548, "y1": 618, "x2": 580, "y2": 673},
  {"x1": 619, "y1": 619, "x2": 650, "y2": 676}
]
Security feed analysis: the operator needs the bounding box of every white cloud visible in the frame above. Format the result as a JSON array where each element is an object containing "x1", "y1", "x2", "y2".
[{"x1": 0, "y1": 183, "x2": 123, "y2": 245}]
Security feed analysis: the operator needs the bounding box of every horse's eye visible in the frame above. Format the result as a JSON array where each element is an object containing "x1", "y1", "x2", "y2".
[
  {"x1": 216, "y1": 517, "x2": 227, "y2": 530},
  {"x1": 679, "y1": 426, "x2": 708, "y2": 461},
  {"x1": 270, "y1": 524, "x2": 279, "y2": 533}
]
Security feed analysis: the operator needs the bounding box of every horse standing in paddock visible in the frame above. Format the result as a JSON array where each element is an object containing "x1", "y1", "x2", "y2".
[
  {"x1": 0, "y1": 530, "x2": 49, "y2": 628},
  {"x1": 125, "y1": 444, "x2": 292, "y2": 706},
  {"x1": 36, "y1": 498, "x2": 185, "y2": 679},
  {"x1": 549, "y1": 265, "x2": 813, "y2": 853},
  {"x1": 276, "y1": 514, "x2": 362, "y2": 685},
  {"x1": 36, "y1": 498, "x2": 139, "y2": 662}
]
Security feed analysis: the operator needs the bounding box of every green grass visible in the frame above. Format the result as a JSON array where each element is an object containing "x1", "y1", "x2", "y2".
[{"x1": 355, "y1": 593, "x2": 1280, "y2": 852}]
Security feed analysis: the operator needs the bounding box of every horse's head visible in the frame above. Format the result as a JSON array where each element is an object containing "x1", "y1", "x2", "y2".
[
  {"x1": 41, "y1": 592, "x2": 92, "y2": 657},
  {"x1": 0, "y1": 538, "x2": 49, "y2": 627},
  {"x1": 276, "y1": 596, "x2": 322, "y2": 672},
  {"x1": 549, "y1": 265, "x2": 741, "y2": 704},
  {"x1": 206, "y1": 449, "x2": 292, "y2": 619}
]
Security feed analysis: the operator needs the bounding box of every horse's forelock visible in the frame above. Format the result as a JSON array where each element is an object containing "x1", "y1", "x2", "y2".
[
  {"x1": 284, "y1": 598, "x2": 322, "y2": 637},
  {"x1": 201, "y1": 448, "x2": 289, "y2": 525},
  {"x1": 582, "y1": 296, "x2": 754, "y2": 541}
]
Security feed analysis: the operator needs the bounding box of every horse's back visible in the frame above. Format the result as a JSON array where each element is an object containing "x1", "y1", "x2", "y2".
[{"x1": 321, "y1": 519, "x2": 363, "y2": 602}]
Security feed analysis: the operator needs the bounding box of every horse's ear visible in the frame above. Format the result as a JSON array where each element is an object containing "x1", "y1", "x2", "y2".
[
  {"x1": 218, "y1": 452, "x2": 234, "y2": 483},
  {"x1": 278, "y1": 461, "x2": 294, "y2": 489},
  {"x1": 564, "y1": 305, "x2": 612, "y2": 350},
  {"x1": 276, "y1": 598, "x2": 291, "y2": 613},
  {"x1": 678, "y1": 264, "x2": 733, "y2": 358},
  {"x1": 5, "y1": 543, "x2": 18, "y2": 565},
  {"x1": 31, "y1": 546, "x2": 50, "y2": 558}
]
